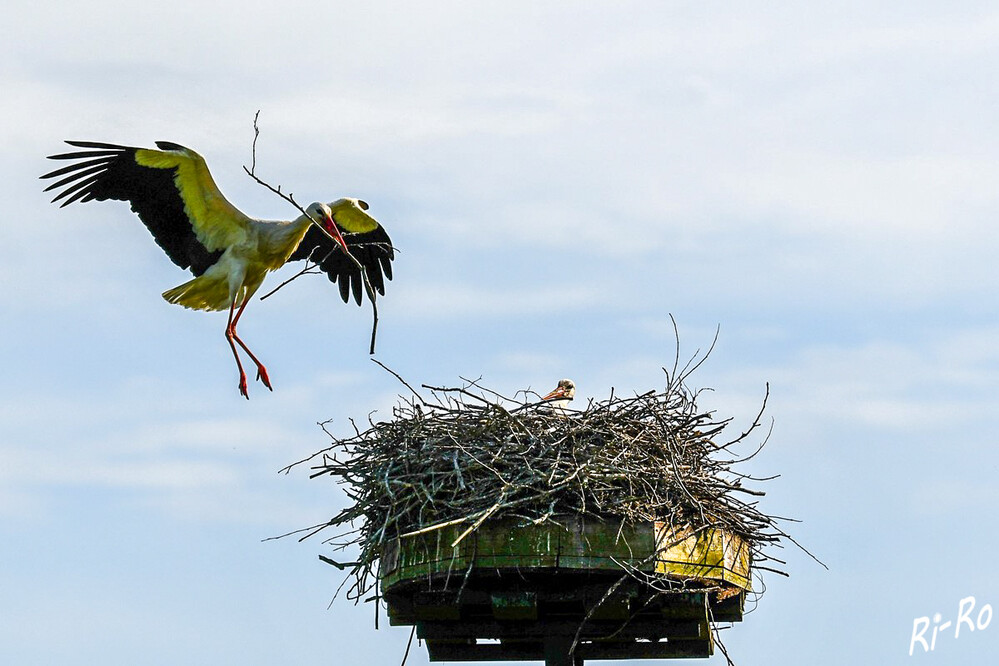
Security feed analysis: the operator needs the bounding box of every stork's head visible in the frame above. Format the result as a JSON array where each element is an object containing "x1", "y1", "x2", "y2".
[
  {"x1": 305, "y1": 201, "x2": 348, "y2": 252},
  {"x1": 543, "y1": 378, "x2": 576, "y2": 402},
  {"x1": 326, "y1": 198, "x2": 379, "y2": 234}
]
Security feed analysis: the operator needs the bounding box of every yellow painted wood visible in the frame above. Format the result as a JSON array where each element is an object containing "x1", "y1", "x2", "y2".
[{"x1": 654, "y1": 523, "x2": 752, "y2": 590}]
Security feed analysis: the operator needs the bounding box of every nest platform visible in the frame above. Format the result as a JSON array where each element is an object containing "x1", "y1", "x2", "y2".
[
  {"x1": 382, "y1": 516, "x2": 749, "y2": 662},
  {"x1": 289, "y1": 362, "x2": 798, "y2": 664}
]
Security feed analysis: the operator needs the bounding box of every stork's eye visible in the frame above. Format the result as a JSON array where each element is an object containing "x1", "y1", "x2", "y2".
[{"x1": 358, "y1": 200, "x2": 369, "y2": 210}]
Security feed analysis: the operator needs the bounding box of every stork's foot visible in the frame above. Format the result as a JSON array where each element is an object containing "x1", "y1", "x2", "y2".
[
  {"x1": 256, "y1": 365, "x2": 273, "y2": 391},
  {"x1": 238, "y1": 372, "x2": 250, "y2": 400}
]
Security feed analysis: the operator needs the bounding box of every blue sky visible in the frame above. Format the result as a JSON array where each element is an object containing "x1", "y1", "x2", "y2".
[{"x1": 3, "y1": 1, "x2": 998, "y2": 663}]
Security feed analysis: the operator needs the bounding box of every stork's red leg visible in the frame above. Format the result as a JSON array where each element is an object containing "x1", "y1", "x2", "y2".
[
  {"x1": 225, "y1": 300, "x2": 251, "y2": 399},
  {"x1": 229, "y1": 297, "x2": 273, "y2": 392}
]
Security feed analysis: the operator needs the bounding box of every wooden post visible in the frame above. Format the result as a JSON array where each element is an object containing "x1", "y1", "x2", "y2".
[{"x1": 543, "y1": 636, "x2": 582, "y2": 666}]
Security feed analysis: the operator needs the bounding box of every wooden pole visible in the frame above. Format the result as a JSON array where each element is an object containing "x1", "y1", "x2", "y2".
[{"x1": 543, "y1": 636, "x2": 583, "y2": 666}]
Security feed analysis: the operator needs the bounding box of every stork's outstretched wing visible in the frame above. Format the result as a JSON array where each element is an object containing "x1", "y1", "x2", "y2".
[
  {"x1": 40, "y1": 141, "x2": 249, "y2": 276},
  {"x1": 291, "y1": 223, "x2": 394, "y2": 305}
]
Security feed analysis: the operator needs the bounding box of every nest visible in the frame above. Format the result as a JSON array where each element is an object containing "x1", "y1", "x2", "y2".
[{"x1": 284, "y1": 347, "x2": 808, "y2": 607}]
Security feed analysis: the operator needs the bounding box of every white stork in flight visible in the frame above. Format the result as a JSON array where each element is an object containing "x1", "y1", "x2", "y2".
[{"x1": 41, "y1": 140, "x2": 394, "y2": 399}]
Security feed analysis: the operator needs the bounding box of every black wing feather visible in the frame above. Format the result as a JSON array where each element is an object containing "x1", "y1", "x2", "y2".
[
  {"x1": 40, "y1": 141, "x2": 223, "y2": 276},
  {"x1": 289, "y1": 223, "x2": 395, "y2": 305}
]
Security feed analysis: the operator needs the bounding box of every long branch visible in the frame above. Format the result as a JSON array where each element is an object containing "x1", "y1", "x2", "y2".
[{"x1": 243, "y1": 110, "x2": 381, "y2": 354}]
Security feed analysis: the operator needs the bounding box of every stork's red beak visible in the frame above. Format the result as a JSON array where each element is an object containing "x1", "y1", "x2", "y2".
[
  {"x1": 322, "y1": 213, "x2": 350, "y2": 253},
  {"x1": 542, "y1": 387, "x2": 568, "y2": 401}
]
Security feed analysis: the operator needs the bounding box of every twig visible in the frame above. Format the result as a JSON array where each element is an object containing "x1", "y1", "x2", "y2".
[
  {"x1": 398, "y1": 516, "x2": 469, "y2": 538},
  {"x1": 242, "y1": 110, "x2": 381, "y2": 354},
  {"x1": 400, "y1": 626, "x2": 416, "y2": 666},
  {"x1": 373, "y1": 359, "x2": 429, "y2": 405},
  {"x1": 319, "y1": 555, "x2": 361, "y2": 570}
]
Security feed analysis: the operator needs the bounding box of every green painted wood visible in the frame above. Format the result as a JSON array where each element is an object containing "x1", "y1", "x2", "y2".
[
  {"x1": 382, "y1": 516, "x2": 661, "y2": 590},
  {"x1": 490, "y1": 591, "x2": 538, "y2": 621},
  {"x1": 380, "y1": 516, "x2": 747, "y2": 662}
]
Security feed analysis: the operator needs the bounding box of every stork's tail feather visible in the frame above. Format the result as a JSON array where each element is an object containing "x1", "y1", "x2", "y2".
[{"x1": 162, "y1": 278, "x2": 230, "y2": 312}]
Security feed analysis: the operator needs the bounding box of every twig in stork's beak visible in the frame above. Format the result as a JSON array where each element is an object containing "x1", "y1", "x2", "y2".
[{"x1": 320, "y1": 211, "x2": 350, "y2": 253}]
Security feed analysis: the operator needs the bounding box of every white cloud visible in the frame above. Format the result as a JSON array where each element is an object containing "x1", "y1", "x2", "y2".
[
  {"x1": 708, "y1": 327, "x2": 999, "y2": 436},
  {"x1": 391, "y1": 280, "x2": 608, "y2": 318}
]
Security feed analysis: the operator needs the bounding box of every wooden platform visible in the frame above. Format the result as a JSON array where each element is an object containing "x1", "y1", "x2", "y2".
[{"x1": 380, "y1": 516, "x2": 750, "y2": 663}]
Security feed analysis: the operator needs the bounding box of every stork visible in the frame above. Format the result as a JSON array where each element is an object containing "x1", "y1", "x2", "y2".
[
  {"x1": 41, "y1": 140, "x2": 394, "y2": 398},
  {"x1": 541, "y1": 379, "x2": 576, "y2": 414}
]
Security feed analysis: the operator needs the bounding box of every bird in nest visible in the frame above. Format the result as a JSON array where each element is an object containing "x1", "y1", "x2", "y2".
[
  {"x1": 41, "y1": 140, "x2": 394, "y2": 398},
  {"x1": 541, "y1": 378, "x2": 576, "y2": 415}
]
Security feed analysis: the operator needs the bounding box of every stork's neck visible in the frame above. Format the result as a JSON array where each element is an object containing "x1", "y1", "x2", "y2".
[
  {"x1": 255, "y1": 213, "x2": 316, "y2": 266},
  {"x1": 290, "y1": 211, "x2": 314, "y2": 233}
]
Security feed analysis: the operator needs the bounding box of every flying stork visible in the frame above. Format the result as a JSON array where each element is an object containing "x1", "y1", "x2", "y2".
[{"x1": 41, "y1": 140, "x2": 394, "y2": 398}]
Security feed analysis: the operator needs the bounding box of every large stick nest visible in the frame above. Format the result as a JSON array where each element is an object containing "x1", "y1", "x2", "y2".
[{"x1": 285, "y1": 346, "x2": 805, "y2": 605}]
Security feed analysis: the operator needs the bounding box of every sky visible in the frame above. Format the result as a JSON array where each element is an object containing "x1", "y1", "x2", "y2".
[{"x1": 2, "y1": 1, "x2": 998, "y2": 664}]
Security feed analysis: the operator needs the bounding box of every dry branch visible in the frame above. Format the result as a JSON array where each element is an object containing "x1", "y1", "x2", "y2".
[{"x1": 242, "y1": 111, "x2": 381, "y2": 354}]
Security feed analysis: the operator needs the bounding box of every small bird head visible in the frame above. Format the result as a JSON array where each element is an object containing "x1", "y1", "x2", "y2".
[
  {"x1": 542, "y1": 378, "x2": 576, "y2": 402},
  {"x1": 305, "y1": 201, "x2": 349, "y2": 252}
]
